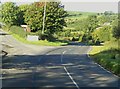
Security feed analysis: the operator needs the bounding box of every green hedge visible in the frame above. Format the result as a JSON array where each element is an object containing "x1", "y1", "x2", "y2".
[{"x1": 10, "y1": 26, "x2": 27, "y2": 38}]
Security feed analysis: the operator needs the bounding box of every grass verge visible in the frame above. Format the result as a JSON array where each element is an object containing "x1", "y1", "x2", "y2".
[
  {"x1": 11, "y1": 33, "x2": 68, "y2": 46},
  {"x1": 89, "y1": 41, "x2": 120, "y2": 77},
  {"x1": 2, "y1": 25, "x2": 68, "y2": 46}
]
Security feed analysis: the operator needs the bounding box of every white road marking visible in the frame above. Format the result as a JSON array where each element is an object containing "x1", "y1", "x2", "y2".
[
  {"x1": 61, "y1": 50, "x2": 80, "y2": 89},
  {"x1": 61, "y1": 55, "x2": 63, "y2": 63},
  {"x1": 87, "y1": 47, "x2": 119, "y2": 78},
  {"x1": 45, "y1": 54, "x2": 50, "y2": 55},
  {"x1": 64, "y1": 67, "x2": 80, "y2": 89},
  {"x1": 23, "y1": 53, "x2": 26, "y2": 54},
  {"x1": 61, "y1": 51, "x2": 66, "y2": 63},
  {"x1": 94, "y1": 62, "x2": 119, "y2": 78},
  {"x1": 63, "y1": 51, "x2": 66, "y2": 54}
]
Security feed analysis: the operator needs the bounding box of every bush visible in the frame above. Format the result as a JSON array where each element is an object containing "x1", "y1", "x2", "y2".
[
  {"x1": 92, "y1": 26, "x2": 113, "y2": 42},
  {"x1": 10, "y1": 26, "x2": 27, "y2": 38},
  {"x1": 95, "y1": 39, "x2": 100, "y2": 45},
  {"x1": 88, "y1": 40, "x2": 94, "y2": 45},
  {"x1": 72, "y1": 37, "x2": 79, "y2": 41},
  {"x1": 39, "y1": 34, "x2": 48, "y2": 40},
  {"x1": 0, "y1": 24, "x2": 1, "y2": 28},
  {"x1": 62, "y1": 37, "x2": 71, "y2": 41}
]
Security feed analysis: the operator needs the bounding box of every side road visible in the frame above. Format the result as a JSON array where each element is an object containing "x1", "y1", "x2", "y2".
[{"x1": 0, "y1": 29, "x2": 59, "y2": 56}]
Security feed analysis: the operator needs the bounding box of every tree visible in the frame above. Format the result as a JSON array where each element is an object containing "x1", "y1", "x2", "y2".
[
  {"x1": 24, "y1": 2, "x2": 44, "y2": 32},
  {"x1": 92, "y1": 26, "x2": 112, "y2": 43},
  {"x1": 104, "y1": 11, "x2": 113, "y2": 15},
  {"x1": 45, "y1": 2, "x2": 68, "y2": 35},
  {"x1": 18, "y1": 4, "x2": 29, "y2": 25},
  {"x1": 1, "y1": 2, "x2": 19, "y2": 28},
  {"x1": 81, "y1": 15, "x2": 98, "y2": 42},
  {"x1": 24, "y1": 1, "x2": 68, "y2": 40},
  {"x1": 111, "y1": 17, "x2": 120, "y2": 50},
  {"x1": 87, "y1": 15, "x2": 98, "y2": 33},
  {"x1": 112, "y1": 17, "x2": 120, "y2": 40},
  {"x1": 113, "y1": 25, "x2": 120, "y2": 39}
]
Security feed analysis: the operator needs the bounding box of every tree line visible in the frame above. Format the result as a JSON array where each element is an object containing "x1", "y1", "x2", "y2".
[
  {"x1": 1, "y1": 2, "x2": 120, "y2": 44},
  {"x1": 58, "y1": 12, "x2": 120, "y2": 45},
  {"x1": 1, "y1": 2, "x2": 68, "y2": 40}
]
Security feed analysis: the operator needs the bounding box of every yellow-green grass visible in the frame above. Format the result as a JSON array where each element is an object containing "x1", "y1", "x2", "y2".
[
  {"x1": 89, "y1": 41, "x2": 118, "y2": 55},
  {"x1": 89, "y1": 41, "x2": 120, "y2": 76},
  {"x1": 11, "y1": 33, "x2": 68, "y2": 46},
  {"x1": 2, "y1": 25, "x2": 68, "y2": 46}
]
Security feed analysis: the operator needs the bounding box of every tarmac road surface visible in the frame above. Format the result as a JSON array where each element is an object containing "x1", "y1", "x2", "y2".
[{"x1": 1, "y1": 29, "x2": 119, "y2": 89}]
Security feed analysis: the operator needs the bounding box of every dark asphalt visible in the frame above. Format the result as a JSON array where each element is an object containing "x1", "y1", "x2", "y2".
[
  {"x1": 1, "y1": 29, "x2": 119, "y2": 88},
  {"x1": 2, "y1": 44, "x2": 119, "y2": 88}
]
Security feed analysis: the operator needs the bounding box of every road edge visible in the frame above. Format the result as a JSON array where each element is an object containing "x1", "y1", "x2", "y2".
[{"x1": 87, "y1": 46, "x2": 120, "y2": 79}]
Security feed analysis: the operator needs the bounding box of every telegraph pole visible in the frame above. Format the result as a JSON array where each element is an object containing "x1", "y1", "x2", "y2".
[{"x1": 42, "y1": 0, "x2": 46, "y2": 34}]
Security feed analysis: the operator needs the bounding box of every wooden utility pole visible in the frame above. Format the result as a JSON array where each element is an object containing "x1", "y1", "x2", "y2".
[{"x1": 42, "y1": 0, "x2": 46, "y2": 34}]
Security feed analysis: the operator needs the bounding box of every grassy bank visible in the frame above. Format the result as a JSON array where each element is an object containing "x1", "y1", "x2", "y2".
[
  {"x1": 2, "y1": 26, "x2": 68, "y2": 46},
  {"x1": 89, "y1": 41, "x2": 120, "y2": 77},
  {"x1": 12, "y1": 33, "x2": 68, "y2": 46}
]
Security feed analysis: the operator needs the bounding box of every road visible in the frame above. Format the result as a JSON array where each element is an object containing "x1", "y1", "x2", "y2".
[{"x1": 1, "y1": 29, "x2": 119, "y2": 89}]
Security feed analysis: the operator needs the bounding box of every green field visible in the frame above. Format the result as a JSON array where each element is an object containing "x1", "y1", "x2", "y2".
[
  {"x1": 66, "y1": 11, "x2": 97, "y2": 19},
  {"x1": 59, "y1": 11, "x2": 97, "y2": 41}
]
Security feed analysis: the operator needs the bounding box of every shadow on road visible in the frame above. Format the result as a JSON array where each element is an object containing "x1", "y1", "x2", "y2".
[
  {"x1": 67, "y1": 41, "x2": 103, "y2": 46},
  {"x1": 2, "y1": 53, "x2": 120, "y2": 88},
  {"x1": 0, "y1": 32, "x2": 9, "y2": 35}
]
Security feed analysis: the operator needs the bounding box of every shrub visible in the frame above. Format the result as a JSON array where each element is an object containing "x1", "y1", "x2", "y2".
[
  {"x1": 72, "y1": 37, "x2": 79, "y2": 41},
  {"x1": 95, "y1": 39, "x2": 100, "y2": 45},
  {"x1": 88, "y1": 40, "x2": 94, "y2": 45},
  {"x1": 79, "y1": 36, "x2": 83, "y2": 42},
  {"x1": 0, "y1": 24, "x2": 1, "y2": 28},
  {"x1": 92, "y1": 26, "x2": 113, "y2": 42},
  {"x1": 10, "y1": 26, "x2": 27, "y2": 38}
]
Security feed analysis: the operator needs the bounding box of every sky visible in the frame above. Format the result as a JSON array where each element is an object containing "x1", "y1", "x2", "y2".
[{"x1": 1, "y1": 0, "x2": 119, "y2": 13}]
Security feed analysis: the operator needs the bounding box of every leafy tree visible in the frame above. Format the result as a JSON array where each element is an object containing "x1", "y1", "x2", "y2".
[
  {"x1": 112, "y1": 16, "x2": 120, "y2": 50},
  {"x1": 92, "y1": 26, "x2": 112, "y2": 43},
  {"x1": 81, "y1": 15, "x2": 98, "y2": 42},
  {"x1": 1, "y1": 2, "x2": 19, "y2": 28},
  {"x1": 113, "y1": 25, "x2": 120, "y2": 39},
  {"x1": 24, "y1": 2, "x2": 44, "y2": 32},
  {"x1": 97, "y1": 15, "x2": 116, "y2": 26},
  {"x1": 104, "y1": 11, "x2": 113, "y2": 15},
  {"x1": 18, "y1": 4, "x2": 29, "y2": 25},
  {"x1": 87, "y1": 15, "x2": 98, "y2": 33},
  {"x1": 24, "y1": 1, "x2": 67, "y2": 40},
  {"x1": 112, "y1": 16, "x2": 120, "y2": 39},
  {"x1": 45, "y1": 2, "x2": 68, "y2": 35}
]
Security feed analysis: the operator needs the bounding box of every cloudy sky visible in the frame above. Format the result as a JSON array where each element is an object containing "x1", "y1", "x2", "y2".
[
  {"x1": 62, "y1": 2, "x2": 118, "y2": 13},
  {"x1": 1, "y1": 0, "x2": 119, "y2": 13}
]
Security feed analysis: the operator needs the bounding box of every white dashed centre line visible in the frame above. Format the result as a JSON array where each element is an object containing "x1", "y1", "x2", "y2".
[
  {"x1": 61, "y1": 50, "x2": 80, "y2": 89},
  {"x1": 61, "y1": 51, "x2": 66, "y2": 62},
  {"x1": 64, "y1": 67, "x2": 80, "y2": 89}
]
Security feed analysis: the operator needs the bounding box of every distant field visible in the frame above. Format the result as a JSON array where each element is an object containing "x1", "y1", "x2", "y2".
[
  {"x1": 65, "y1": 11, "x2": 97, "y2": 29},
  {"x1": 59, "y1": 11, "x2": 97, "y2": 41},
  {"x1": 66, "y1": 11, "x2": 97, "y2": 20}
]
